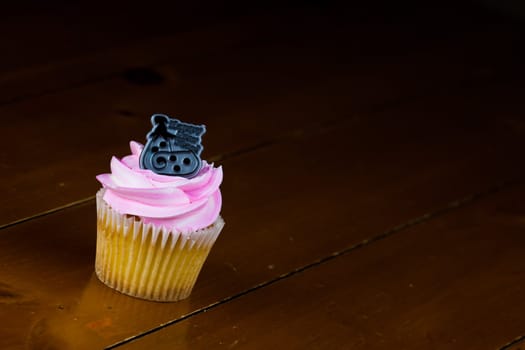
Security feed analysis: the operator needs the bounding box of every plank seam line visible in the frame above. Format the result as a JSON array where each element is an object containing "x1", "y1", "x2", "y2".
[
  {"x1": 0, "y1": 196, "x2": 95, "y2": 231},
  {"x1": 499, "y1": 334, "x2": 525, "y2": 350},
  {"x1": 106, "y1": 179, "x2": 517, "y2": 349}
]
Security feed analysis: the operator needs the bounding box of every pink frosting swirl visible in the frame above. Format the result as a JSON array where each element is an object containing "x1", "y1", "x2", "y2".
[{"x1": 96, "y1": 141, "x2": 222, "y2": 233}]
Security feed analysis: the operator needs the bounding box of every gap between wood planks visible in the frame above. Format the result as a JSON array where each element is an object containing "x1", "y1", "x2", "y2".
[
  {"x1": 105, "y1": 176, "x2": 521, "y2": 349},
  {"x1": 499, "y1": 334, "x2": 525, "y2": 350}
]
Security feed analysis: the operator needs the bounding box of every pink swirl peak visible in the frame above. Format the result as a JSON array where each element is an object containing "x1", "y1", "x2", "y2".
[{"x1": 96, "y1": 141, "x2": 223, "y2": 233}]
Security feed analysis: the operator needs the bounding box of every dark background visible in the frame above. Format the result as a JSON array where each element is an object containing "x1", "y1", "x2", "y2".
[{"x1": 1, "y1": 0, "x2": 524, "y2": 83}]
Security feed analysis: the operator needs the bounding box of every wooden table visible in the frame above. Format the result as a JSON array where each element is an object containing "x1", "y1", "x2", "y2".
[{"x1": 2, "y1": 1, "x2": 525, "y2": 349}]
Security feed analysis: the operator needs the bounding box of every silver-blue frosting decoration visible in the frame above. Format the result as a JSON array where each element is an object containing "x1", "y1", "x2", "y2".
[{"x1": 139, "y1": 114, "x2": 206, "y2": 178}]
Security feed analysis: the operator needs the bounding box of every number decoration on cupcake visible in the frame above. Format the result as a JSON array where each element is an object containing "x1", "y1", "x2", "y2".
[{"x1": 139, "y1": 114, "x2": 206, "y2": 178}]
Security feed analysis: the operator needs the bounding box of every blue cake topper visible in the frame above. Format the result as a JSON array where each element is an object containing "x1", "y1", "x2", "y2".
[{"x1": 139, "y1": 114, "x2": 206, "y2": 178}]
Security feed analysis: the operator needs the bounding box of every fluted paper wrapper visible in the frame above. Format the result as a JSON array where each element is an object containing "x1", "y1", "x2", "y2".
[{"x1": 95, "y1": 190, "x2": 224, "y2": 302}]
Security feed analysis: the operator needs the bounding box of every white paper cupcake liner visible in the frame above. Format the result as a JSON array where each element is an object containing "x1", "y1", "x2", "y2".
[{"x1": 95, "y1": 189, "x2": 224, "y2": 302}]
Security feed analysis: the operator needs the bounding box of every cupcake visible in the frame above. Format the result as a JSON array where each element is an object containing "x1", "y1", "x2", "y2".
[{"x1": 95, "y1": 114, "x2": 224, "y2": 302}]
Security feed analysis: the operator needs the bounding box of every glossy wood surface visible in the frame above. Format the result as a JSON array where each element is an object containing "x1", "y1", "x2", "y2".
[
  {"x1": 1, "y1": 2, "x2": 525, "y2": 349},
  {"x1": 125, "y1": 183, "x2": 525, "y2": 350}
]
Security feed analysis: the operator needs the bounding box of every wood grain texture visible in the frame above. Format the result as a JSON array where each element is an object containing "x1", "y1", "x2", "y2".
[
  {"x1": 0, "y1": 26, "x2": 244, "y2": 105},
  {"x1": 0, "y1": 84, "x2": 524, "y2": 349},
  {"x1": 0, "y1": 2, "x2": 250, "y2": 103},
  {"x1": 123, "y1": 182, "x2": 525, "y2": 350}
]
